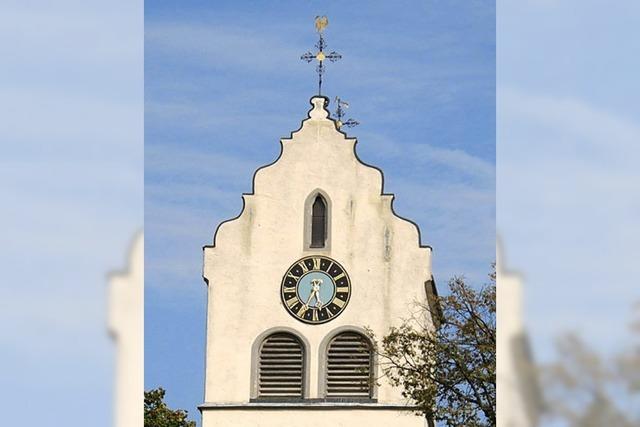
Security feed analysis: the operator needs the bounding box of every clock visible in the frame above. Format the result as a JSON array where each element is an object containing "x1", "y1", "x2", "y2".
[{"x1": 280, "y1": 255, "x2": 351, "y2": 324}]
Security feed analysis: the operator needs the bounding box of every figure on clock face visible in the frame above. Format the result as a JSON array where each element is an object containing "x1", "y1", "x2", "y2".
[
  {"x1": 281, "y1": 255, "x2": 351, "y2": 324},
  {"x1": 305, "y1": 278, "x2": 324, "y2": 308}
]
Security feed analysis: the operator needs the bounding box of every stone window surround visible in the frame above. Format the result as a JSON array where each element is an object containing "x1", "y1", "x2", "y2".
[
  {"x1": 250, "y1": 325, "x2": 377, "y2": 401},
  {"x1": 317, "y1": 325, "x2": 378, "y2": 400},
  {"x1": 250, "y1": 327, "x2": 311, "y2": 400},
  {"x1": 303, "y1": 189, "x2": 332, "y2": 252}
]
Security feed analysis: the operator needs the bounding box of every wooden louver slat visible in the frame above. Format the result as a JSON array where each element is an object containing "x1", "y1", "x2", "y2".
[
  {"x1": 326, "y1": 332, "x2": 373, "y2": 398},
  {"x1": 258, "y1": 333, "x2": 304, "y2": 398}
]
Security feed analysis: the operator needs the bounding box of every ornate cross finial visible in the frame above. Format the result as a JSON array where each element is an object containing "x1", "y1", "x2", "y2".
[
  {"x1": 334, "y1": 97, "x2": 360, "y2": 129},
  {"x1": 300, "y1": 16, "x2": 342, "y2": 96}
]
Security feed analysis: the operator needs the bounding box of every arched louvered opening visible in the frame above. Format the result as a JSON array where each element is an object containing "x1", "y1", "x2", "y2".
[
  {"x1": 326, "y1": 331, "x2": 373, "y2": 398},
  {"x1": 310, "y1": 195, "x2": 327, "y2": 248},
  {"x1": 258, "y1": 332, "x2": 304, "y2": 399}
]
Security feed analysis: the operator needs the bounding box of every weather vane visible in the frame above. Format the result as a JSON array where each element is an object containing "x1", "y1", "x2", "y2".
[
  {"x1": 334, "y1": 97, "x2": 360, "y2": 129},
  {"x1": 300, "y1": 16, "x2": 342, "y2": 96}
]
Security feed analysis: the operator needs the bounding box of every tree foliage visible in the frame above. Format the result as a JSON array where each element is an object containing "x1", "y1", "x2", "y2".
[
  {"x1": 368, "y1": 268, "x2": 496, "y2": 426},
  {"x1": 544, "y1": 304, "x2": 640, "y2": 426},
  {"x1": 144, "y1": 388, "x2": 196, "y2": 427}
]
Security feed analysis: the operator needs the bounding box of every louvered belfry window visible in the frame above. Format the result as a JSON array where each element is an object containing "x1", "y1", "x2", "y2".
[
  {"x1": 310, "y1": 195, "x2": 326, "y2": 248},
  {"x1": 326, "y1": 332, "x2": 373, "y2": 398},
  {"x1": 258, "y1": 332, "x2": 304, "y2": 398}
]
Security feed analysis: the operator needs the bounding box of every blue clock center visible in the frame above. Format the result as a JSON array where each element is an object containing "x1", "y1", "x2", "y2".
[{"x1": 296, "y1": 271, "x2": 335, "y2": 308}]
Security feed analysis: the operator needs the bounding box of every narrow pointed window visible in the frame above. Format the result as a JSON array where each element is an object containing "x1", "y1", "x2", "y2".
[{"x1": 311, "y1": 195, "x2": 327, "y2": 248}]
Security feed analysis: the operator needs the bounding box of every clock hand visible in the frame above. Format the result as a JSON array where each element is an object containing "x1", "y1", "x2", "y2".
[
  {"x1": 315, "y1": 278, "x2": 323, "y2": 308},
  {"x1": 305, "y1": 291, "x2": 314, "y2": 305}
]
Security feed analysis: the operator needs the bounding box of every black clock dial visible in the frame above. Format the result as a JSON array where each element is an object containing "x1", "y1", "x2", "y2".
[{"x1": 280, "y1": 255, "x2": 351, "y2": 325}]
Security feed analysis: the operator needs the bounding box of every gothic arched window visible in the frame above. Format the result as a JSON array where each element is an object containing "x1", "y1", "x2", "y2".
[
  {"x1": 257, "y1": 332, "x2": 305, "y2": 398},
  {"x1": 325, "y1": 331, "x2": 373, "y2": 398},
  {"x1": 310, "y1": 195, "x2": 327, "y2": 248}
]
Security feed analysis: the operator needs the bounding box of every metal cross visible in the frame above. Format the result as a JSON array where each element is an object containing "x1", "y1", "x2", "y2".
[
  {"x1": 300, "y1": 16, "x2": 342, "y2": 96},
  {"x1": 334, "y1": 97, "x2": 360, "y2": 129}
]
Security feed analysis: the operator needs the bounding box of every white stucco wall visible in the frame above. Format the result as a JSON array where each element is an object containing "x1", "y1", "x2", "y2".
[
  {"x1": 201, "y1": 97, "x2": 433, "y2": 425},
  {"x1": 201, "y1": 407, "x2": 428, "y2": 427}
]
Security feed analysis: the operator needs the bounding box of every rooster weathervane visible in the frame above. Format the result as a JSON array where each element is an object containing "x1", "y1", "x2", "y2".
[{"x1": 300, "y1": 16, "x2": 342, "y2": 96}]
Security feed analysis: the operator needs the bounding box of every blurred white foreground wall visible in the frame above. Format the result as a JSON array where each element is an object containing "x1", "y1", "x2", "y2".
[
  {"x1": 497, "y1": 241, "x2": 541, "y2": 427},
  {"x1": 109, "y1": 234, "x2": 144, "y2": 427}
]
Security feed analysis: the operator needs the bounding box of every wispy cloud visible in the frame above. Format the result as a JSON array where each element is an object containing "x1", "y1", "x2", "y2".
[
  {"x1": 146, "y1": 144, "x2": 262, "y2": 182},
  {"x1": 146, "y1": 22, "x2": 304, "y2": 73},
  {"x1": 499, "y1": 86, "x2": 640, "y2": 358},
  {"x1": 364, "y1": 133, "x2": 494, "y2": 182}
]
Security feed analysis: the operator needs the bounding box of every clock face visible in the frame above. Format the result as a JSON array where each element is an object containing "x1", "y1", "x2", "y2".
[{"x1": 280, "y1": 255, "x2": 351, "y2": 324}]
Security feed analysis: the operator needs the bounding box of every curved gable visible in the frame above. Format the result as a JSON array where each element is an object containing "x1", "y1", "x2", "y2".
[{"x1": 205, "y1": 96, "x2": 430, "y2": 255}]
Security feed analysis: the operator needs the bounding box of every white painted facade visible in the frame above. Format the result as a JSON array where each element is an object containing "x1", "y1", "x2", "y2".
[{"x1": 201, "y1": 97, "x2": 434, "y2": 426}]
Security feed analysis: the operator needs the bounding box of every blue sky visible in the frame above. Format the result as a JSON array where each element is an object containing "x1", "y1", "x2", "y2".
[
  {"x1": 498, "y1": 1, "x2": 640, "y2": 362},
  {"x1": 498, "y1": 3, "x2": 640, "y2": 423},
  {"x1": 1, "y1": 1, "x2": 637, "y2": 426},
  {"x1": 145, "y1": 0, "x2": 495, "y2": 422},
  {"x1": 0, "y1": 1, "x2": 142, "y2": 426}
]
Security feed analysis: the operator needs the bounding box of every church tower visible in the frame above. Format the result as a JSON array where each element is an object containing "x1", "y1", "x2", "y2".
[{"x1": 200, "y1": 18, "x2": 436, "y2": 427}]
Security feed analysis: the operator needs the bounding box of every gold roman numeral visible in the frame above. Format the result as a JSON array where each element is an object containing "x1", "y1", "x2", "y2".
[
  {"x1": 297, "y1": 304, "x2": 309, "y2": 317},
  {"x1": 312, "y1": 309, "x2": 319, "y2": 322},
  {"x1": 313, "y1": 257, "x2": 321, "y2": 270},
  {"x1": 333, "y1": 298, "x2": 346, "y2": 308},
  {"x1": 286, "y1": 272, "x2": 300, "y2": 280},
  {"x1": 333, "y1": 272, "x2": 345, "y2": 281},
  {"x1": 298, "y1": 262, "x2": 309, "y2": 273},
  {"x1": 325, "y1": 261, "x2": 333, "y2": 273},
  {"x1": 286, "y1": 297, "x2": 299, "y2": 309}
]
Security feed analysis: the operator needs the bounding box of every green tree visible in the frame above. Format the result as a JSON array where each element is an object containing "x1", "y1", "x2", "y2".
[
  {"x1": 144, "y1": 388, "x2": 196, "y2": 427},
  {"x1": 368, "y1": 268, "x2": 496, "y2": 427}
]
